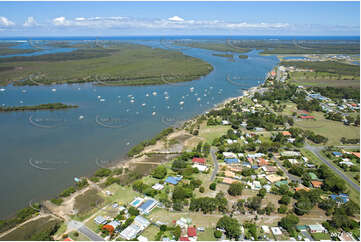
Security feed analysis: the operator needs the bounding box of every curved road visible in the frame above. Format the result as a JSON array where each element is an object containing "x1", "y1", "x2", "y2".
[
  {"x1": 305, "y1": 144, "x2": 360, "y2": 191},
  {"x1": 210, "y1": 147, "x2": 219, "y2": 181}
]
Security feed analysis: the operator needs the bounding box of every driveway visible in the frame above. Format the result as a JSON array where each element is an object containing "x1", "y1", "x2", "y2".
[
  {"x1": 210, "y1": 147, "x2": 219, "y2": 181},
  {"x1": 68, "y1": 220, "x2": 104, "y2": 241},
  {"x1": 305, "y1": 144, "x2": 360, "y2": 191}
]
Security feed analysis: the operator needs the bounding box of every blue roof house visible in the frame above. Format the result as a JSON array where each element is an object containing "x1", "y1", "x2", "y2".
[
  {"x1": 165, "y1": 176, "x2": 182, "y2": 185},
  {"x1": 330, "y1": 194, "x2": 349, "y2": 204},
  {"x1": 332, "y1": 152, "x2": 342, "y2": 157},
  {"x1": 224, "y1": 158, "x2": 240, "y2": 164}
]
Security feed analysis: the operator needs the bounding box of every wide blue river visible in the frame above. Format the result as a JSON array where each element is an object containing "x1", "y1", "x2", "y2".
[{"x1": 0, "y1": 38, "x2": 279, "y2": 218}]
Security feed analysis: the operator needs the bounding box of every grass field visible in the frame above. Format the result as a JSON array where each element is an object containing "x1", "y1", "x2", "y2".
[
  {"x1": 141, "y1": 224, "x2": 160, "y2": 240},
  {"x1": 198, "y1": 124, "x2": 230, "y2": 143},
  {"x1": 289, "y1": 72, "x2": 360, "y2": 88},
  {"x1": 311, "y1": 232, "x2": 331, "y2": 240},
  {"x1": 0, "y1": 43, "x2": 213, "y2": 86},
  {"x1": 294, "y1": 111, "x2": 360, "y2": 146}
]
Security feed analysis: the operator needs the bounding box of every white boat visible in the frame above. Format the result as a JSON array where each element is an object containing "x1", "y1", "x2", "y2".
[
  {"x1": 19, "y1": 101, "x2": 23, "y2": 104},
  {"x1": 179, "y1": 101, "x2": 184, "y2": 105},
  {"x1": 0, "y1": 88, "x2": 6, "y2": 92},
  {"x1": 146, "y1": 93, "x2": 149, "y2": 97},
  {"x1": 152, "y1": 91, "x2": 157, "y2": 96},
  {"x1": 100, "y1": 99, "x2": 105, "y2": 102},
  {"x1": 141, "y1": 103, "x2": 146, "y2": 107},
  {"x1": 51, "y1": 88, "x2": 56, "y2": 92},
  {"x1": 130, "y1": 100, "x2": 135, "y2": 103},
  {"x1": 79, "y1": 115, "x2": 84, "y2": 120},
  {"x1": 152, "y1": 112, "x2": 156, "y2": 116},
  {"x1": 165, "y1": 96, "x2": 169, "y2": 100},
  {"x1": 190, "y1": 87, "x2": 194, "y2": 92},
  {"x1": 97, "y1": 96, "x2": 101, "y2": 99},
  {"x1": 197, "y1": 97, "x2": 201, "y2": 102},
  {"x1": 21, "y1": 90, "x2": 27, "y2": 93}
]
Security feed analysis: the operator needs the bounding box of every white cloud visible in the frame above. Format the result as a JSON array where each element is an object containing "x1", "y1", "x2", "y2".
[
  {"x1": 23, "y1": 16, "x2": 39, "y2": 27},
  {"x1": 168, "y1": 16, "x2": 184, "y2": 22},
  {"x1": 53, "y1": 16, "x2": 71, "y2": 26},
  {"x1": 0, "y1": 16, "x2": 15, "y2": 27}
]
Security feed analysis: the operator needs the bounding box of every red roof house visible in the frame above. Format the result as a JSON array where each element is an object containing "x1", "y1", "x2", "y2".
[
  {"x1": 179, "y1": 237, "x2": 190, "y2": 241},
  {"x1": 282, "y1": 131, "x2": 292, "y2": 136},
  {"x1": 300, "y1": 116, "x2": 315, "y2": 119},
  {"x1": 352, "y1": 152, "x2": 360, "y2": 159},
  {"x1": 63, "y1": 238, "x2": 73, "y2": 241},
  {"x1": 192, "y1": 157, "x2": 206, "y2": 164},
  {"x1": 258, "y1": 158, "x2": 268, "y2": 166},
  {"x1": 188, "y1": 227, "x2": 197, "y2": 237},
  {"x1": 102, "y1": 224, "x2": 115, "y2": 233}
]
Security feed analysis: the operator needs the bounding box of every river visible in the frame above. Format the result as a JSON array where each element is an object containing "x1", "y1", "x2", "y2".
[{"x1": 0, "y1": 37, "x2": 279, "y2": 218}]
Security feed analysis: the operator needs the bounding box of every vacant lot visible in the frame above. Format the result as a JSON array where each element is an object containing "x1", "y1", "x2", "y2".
[{"x1": 73, "y1": 188, "x2": 105, "y2": 220}]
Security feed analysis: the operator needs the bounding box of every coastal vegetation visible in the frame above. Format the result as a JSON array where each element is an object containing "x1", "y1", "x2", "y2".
[
  {"x1": 174, "y1": 41, "x2": 250, "y2": 53},
  {"x1": 0, "y1": 103, "x2": 78, "y2": 112},
  {"x1": 0, "y1": 204, "x2": 40, "y2": 233},
  {"x1": 0, "y1": 43, "x2": 213, "y2": 86},
  {"x1": 238, "y1": 54, "x2": 248, "y2": 59},
  {"x1": 212, "y1": 53, "x2": 233, "y2": 58},
  {"x1": 127, "y1": 127, "x2": 174, "y2": 157},
  {"x1": 0, "y1": 43, "x2": 38, "y2": 56}
]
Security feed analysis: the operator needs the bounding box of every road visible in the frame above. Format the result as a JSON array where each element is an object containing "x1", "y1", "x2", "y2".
[
  {"x1": 210, "y1": 147, "x2": 219, "y2": 181},
  {"x1": 304, "y1": 144, "x2": 360, "y2": 191},
  {"x1": 272, "y1": 156, "x2": 302, "y2": 183},
  {"x1": 68, "y1": 220, "x2": 104, "y2": 241},
  {"x1": 301, "y1": 230, "x2": 314, "y2": 241}
]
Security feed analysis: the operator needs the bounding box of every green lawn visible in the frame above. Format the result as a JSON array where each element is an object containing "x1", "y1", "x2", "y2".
[
  {"x1": 197, "y1": 227, "x2": 217, "y2": 241},
  {"x1": 69, "y1": 230, "x2": 91, "y2": 241},
  {"x1": 141, "y1": 224, "x2": 160, "y2": 241},
  {"x1": 311, "y1": 232, "x2": 331, "y2": 241},
  {"x1": 199, "y1": 124, "x2": 230, "y2": 143}
]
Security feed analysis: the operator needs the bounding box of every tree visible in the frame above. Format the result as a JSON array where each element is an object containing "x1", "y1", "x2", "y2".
[
  {"x1": 214, "y1": 230, "x2": 222, "y2": 239},
  {"x1": 128, "y1": 206, "x2": 139, "y2": 216},
  {"x1": 216, "y1": 216, "x2": 241, "y2": 239},
  {"x1": 228, "y1": 182, "x2": 244, "y2": 196},
  {"x1": 279, "y1": 195, "x2": 291, "y2": 205},
  {"x1": 279, "y1": 214, "x2": 299, "y2": 233},
  {"x1": 257, "y1": 188, "x2": 267, "y2": 198},
  {"x1": 278, "y1": 204, "x2": 288, "y2": 214},
  {"x1": 247, "y1": 196, "x2": 262, "y2": 211},
  {"x1": 264, "y1": 202, "x2": 275, "y2": 215},
  {"x1": 199, "y1": 186, "x2": 205, "y2": 193},
  {"x1": 209, "y1": 183, "x2": 217, "y2": 191},
  {"x1": 152, "y1": 165, "x2": 167, "y2": 179}
]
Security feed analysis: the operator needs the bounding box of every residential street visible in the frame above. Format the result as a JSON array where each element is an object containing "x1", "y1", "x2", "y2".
[
  {"x1": 210, "y1": 147, "x2": 219, "y2": 181},
  {"x1": 305, "y1": 144, "x2": 360, "y2": 191},
  {"x1": 68, "y1": 220, "x2": 104, "y2": 241}
]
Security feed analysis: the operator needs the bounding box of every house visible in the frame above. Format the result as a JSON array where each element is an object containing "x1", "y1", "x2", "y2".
[
  {"x1": 311, "y1": 180, "x2": 323, "y2": 188},
  {"x1": 300, "y1": 115, "x2": 315, "y2": 119},
  {"x1": 338, "y1": 232, "x2": 356, "y2": 241},
  {"x1": 188, "y1": 227, "x2": 197, "y2": 237},
  {"x1": 192, "y1": 157, "x2": 206, "y2": 164},
  {"x1": 263, "y1": 184, "x2": 272, "y2": 192},
  {"x1": 105, "y1": 220, "x2": 121, "y2": 232},
  {"x1": 225, "y1": 170, "x2": 236, "y2": 178},
  {"x1": 261, "y1": 225, "x2": 270, "y2": 234},
  {"x1": 222, "y1": 120, "x2": 230, "y2": 125},
  {"x1": 282, "y1": 131, "x2": 292, "y2": 136},
  {"x1": 248, "y1": 181, "x2": 262, "y2": 190},
  {"x1": 288, "y1": 159, "x2": 299, "y2": 165},
  {"x1": 247, "y1": 157, "x2": 253, "y2": 164},
  {"x1": 308, "y1": 224, "x2": 327, "y2": 233},
  {"x1": 134, "y1": 215, "x2": 151, "y2": 228},
  {"x1": 192, "y1": 164, "x2": 208, "y2": 172},
  {"x1": 340, "y1": 161, "x2": 354, "y2": 166},
  {"x1": 119, "y1": 223, "x2": 143, "y2": 240},
  {"x1": 258, "y1": 158, "x2": 268, "y2": 166},
  {"x1": 152, "y1": 183, "x2": 164, "y2": 191},
  {"x1": 176, "y1": 217, "x2": 191, "y2": 228},
  {"x1": 179, "y1": 237, "x2": 190, "y2": 241},
  {"x1": 223, "y1": 152, "x2": 237, "y2": 158},
  {"x1": 332, "y1": 152, "x2": 342, "y2": 157},
  {"x1": 281, "y1": 151, "x2": 301, "y2": 157},
  {"x1": 94, "y1": 215, "x2": 107, "y2": 225},
  {"x1": 262, "y1": 166, "x2": 278, "y2": 173},
  {"x1": 242, "y1": 162, "x2": 251, "y2": 168},
  {"x1": 330, "y1": 194, "x2": 349, "y2": 204},
  {"x1": 224, "y1": 158, "x2": 240, "y2": 164},
  {"x1": 287, "y1": 138, "x2": 296, "y2": 143},
  {"x1": 271, "y1": 227, "x2": 283, "y2": 235},
  {"x1": 102, "y1": 224, "x2": 115, "y2": 233},
  {"x1": 295, "y1": 184, "x2": 310, "y2": 192},
  {"x1": 138, "y1": 235, "x2": 148, "y2": 242},
  {"x1": 138, "y1": 199, "x2": 158, "y2": 215},
  {"x1": 63, "y1": 238, "x2": 73, "y2": 241},
  {"x1": 266, "y1": 174, "x2": 283, "y2": 183},
  {"x1": 165, "y1": 176, "x2": 182, "y2": 185}
]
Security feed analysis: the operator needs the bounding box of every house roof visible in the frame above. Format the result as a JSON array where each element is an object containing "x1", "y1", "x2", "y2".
[
  {"x1": 300, "y1": 115, "x2": 314, "y2": 119},
  {"x1": 179, "y1": 237, "x2": 190, "y2": 241},
  {"x1": 223, "y1": 177, "x2": 238, "y2": 184},
  {"x1": 258, "y1": 158, "x2": 268, "y2": 166},
  {"x1": 192, "y1": 157, "x2": 206, "y2": 164},
  {"x1": 332, "y1": 152, "x2": 342, "y2": 156},
  {"x1": 308, "y1": 224, "x2": 325, "y2": 232},
  {"x1": 311, "y1": 180, "x2": 323, "y2": 188},
  {"x1": 188, "y1": 227, "x2": 197, "y2": 237},
  {"x1": 308, "y1": 172, "x2": 318, "y2": 180},
  {"x1": 282, "y1": 131, "x2": 292, "y2": 136},
  {"x1": 165, "y1": 176, "x2": 181, "y2": 185},
  {"x1": 103, "y1": 224, "x2": 115, "y2": 233},
  {"x1": 63, "y1": 238, "x2": 73, "y2": 241},
  {"x1": 225, "y1": 170, "x2": 235, "y2": 178},
  {"x1": 224, "y1": 158, "x2": 240, "y2": 164},
  {"x1": 352, "y1": 152, "x2": 360, "y2": 158},
  {"x1": 266, "y1": 174, "x2": 283, "y2": 183}
]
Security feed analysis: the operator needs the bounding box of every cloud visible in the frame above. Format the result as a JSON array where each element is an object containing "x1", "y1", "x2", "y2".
[
  {"x1": 168, "y1": 16, "x2": 184, "y2": 22},
  {"x1": 0, "y1": 16, "x2": 15, "y2": 26},
  {"x1": 53, "y1": 16, "x2": 71, "y2": 26},
  {"x1": 23, "y1": 17, "x2": 39, "y2": 27}
]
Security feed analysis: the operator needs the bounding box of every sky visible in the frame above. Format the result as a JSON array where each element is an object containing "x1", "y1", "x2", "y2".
[{"x1": 0, "y1": 1, "x2": 359, "y2": 36}]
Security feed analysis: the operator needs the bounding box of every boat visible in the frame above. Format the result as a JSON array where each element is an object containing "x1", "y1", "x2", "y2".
[
  {"x1": 0, "y1": 88, "x2": 6, "y2": 92},
  {"x1": 152, "y1": 91, "x2": 157, "y2": 96},
  {"x1": 51, "y1": 88, "x2": 56, "y2": 92},
  {"x1": 179, "y1": 101, "x2": 184, "y2": 105},
  {"x1": 100, "y1": 99, "x2": 105, "y2": 102},
  {"x1": 197, "y1": 97, "x2": 201, "y2": 102},
  {"x1": 130, "y1": 100, "x2": 135, "y2": 103},
  {"x1": 152, "y1": 112, "x2": 156, "y2": 116},
  {"x1": 79, "y1": 115, "x2": 84, "y2": 120},
  {"x1": 141, "y1": 103, "x2": 146, "y2": 107}
]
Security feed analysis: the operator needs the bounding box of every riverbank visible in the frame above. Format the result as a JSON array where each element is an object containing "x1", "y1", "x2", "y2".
[{"x1": 0, "y1": 103, "x2": 78, "y2": 112}]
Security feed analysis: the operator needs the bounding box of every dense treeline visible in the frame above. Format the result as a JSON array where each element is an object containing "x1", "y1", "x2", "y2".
[
  {"x1": 311, "y1": 86, "x2": 360, "y2": 101},
  {"x1": 281, "y1": 61, "x2": 360, "y2": 77},
  {"x1": 0, "y1": 103, "x2": 78, "y2": 112},
  {"x1": 0, "y1": 48, "x2": 116, "y2": 63},
  {"x1": 127, "y1": 127, "x2": 174, "y2": 157}
]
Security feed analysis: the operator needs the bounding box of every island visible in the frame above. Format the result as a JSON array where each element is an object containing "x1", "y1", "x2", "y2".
[
  {"x1": 212, "y1": 53, "x2": 233, "y2": 58},
  {"x1": 0, "y1": 103, "x2": 78, "y2": 112},
  {"x1": 0, "y1": 42, "x2": 213, "y2": 86}
]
